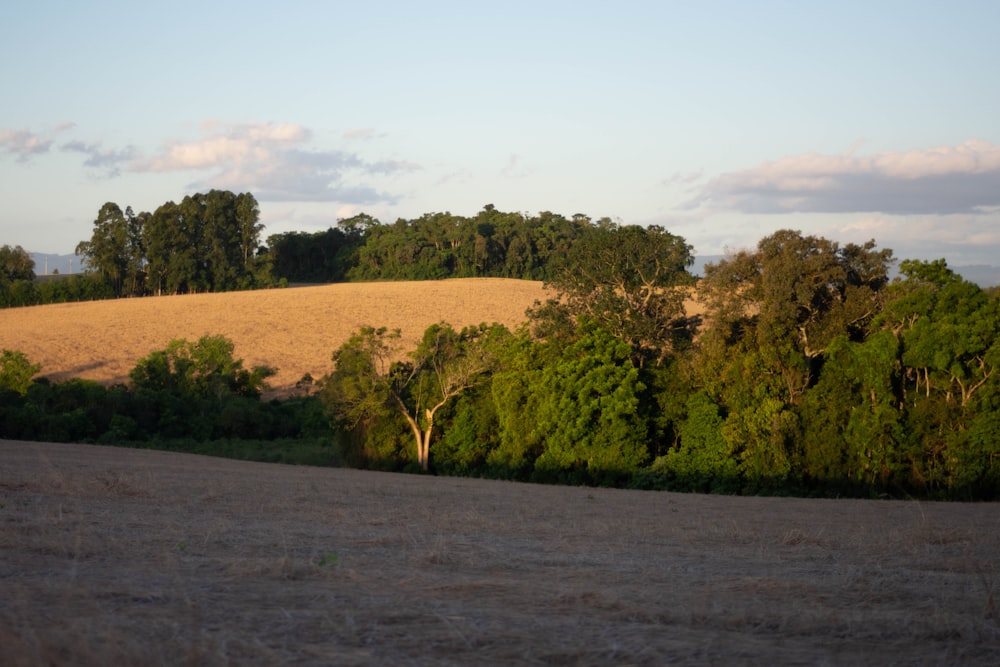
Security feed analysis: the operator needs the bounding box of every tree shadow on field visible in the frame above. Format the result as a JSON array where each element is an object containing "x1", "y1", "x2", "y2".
[{"x1": 43, "y1": 360, "x2": 120, "y2": 384}]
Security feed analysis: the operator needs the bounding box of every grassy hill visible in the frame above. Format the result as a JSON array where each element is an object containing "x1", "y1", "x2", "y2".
[{"x1": 0, "y1": 278, "x2": 551, "y2": 397}]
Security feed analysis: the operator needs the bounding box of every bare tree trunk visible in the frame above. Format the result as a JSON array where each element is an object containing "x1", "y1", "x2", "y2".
[
  {"x1": 398, "y1": 407, "x2": 425, "y2": 471},
  {"x1": 396, "y1": 399, "x2": 435, "y2": 471},
  {"x1": 419, "y1": 408, "x2": 439, "y2": 471}
]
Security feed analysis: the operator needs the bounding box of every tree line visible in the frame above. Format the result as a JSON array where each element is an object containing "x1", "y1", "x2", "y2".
[
  {"x1": 2, "y1": 195, "x2": 666, "y2": 306},
  {"x1": 1, "y1": 190, "x2": 267, "y2": 307}
]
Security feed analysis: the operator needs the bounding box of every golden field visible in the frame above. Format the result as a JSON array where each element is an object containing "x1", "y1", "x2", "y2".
[{"x1": 0, "y1": 278, "x2": 551, "y2": 396}]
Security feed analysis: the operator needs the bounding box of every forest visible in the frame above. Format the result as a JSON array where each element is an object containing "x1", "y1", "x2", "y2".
[{"x1": 2, "y1": 191, "x2": 999, "y2": 499}]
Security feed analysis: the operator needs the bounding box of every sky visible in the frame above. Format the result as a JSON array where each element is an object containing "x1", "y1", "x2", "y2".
[{"x1": 3, "y1": 0, "x2": 1000, "y2": 270}]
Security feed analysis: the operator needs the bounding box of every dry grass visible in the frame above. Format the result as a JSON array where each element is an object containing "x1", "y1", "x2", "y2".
[
  {"x1": 0, "y1": 278, "x2": 706, "y2": 398},
  {"x1": 0, "y1": 279, "x2": 551, "y2": 397},
  {"x1": 2, "y1": 440, "x2": 998, "y2": 665}
]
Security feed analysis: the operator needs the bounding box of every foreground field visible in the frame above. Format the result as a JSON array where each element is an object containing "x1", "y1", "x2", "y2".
[
  {"x1": 2, "y1": 440, "x2": 997, "y2": 665},
  {"x1": 0, "y1": 279, "x2": 551, "y2": 397}
]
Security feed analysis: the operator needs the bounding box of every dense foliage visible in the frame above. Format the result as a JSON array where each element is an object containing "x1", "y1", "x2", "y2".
[
  {"x1": 315, "y1": 229, "x2": 998, "y2": 498},
  {"x1": 0, "y1": 337, "x2": 333, "y2": 466},
  {"x1": 265, "y1": 205, "x2": 600, "y2": 284},
  {"x1": 77, "y1": 191, "x2": 268, "y2": 297}
]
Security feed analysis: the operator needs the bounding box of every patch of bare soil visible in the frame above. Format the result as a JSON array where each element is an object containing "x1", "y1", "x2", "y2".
[
  {"x1": 2, "y1": 440, "x2": 997, "y2": 665},
  {"x1": 0, "y1": 279, "x2": 551, "y2": 397}
]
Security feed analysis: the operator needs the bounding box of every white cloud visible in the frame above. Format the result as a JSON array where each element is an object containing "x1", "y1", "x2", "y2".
[
  {"x1": 129, "y1": 121, "x2": 420, "y2": 204},
  {"x1": 821, "y1": 212, "x2": 1000, "y2": 265},
  {"x1": 0, "y1": 128, "x2": 53, "y2": 161},
  {"x1": 692, "y1": 141, "x2": 1000, "y2": 215}
]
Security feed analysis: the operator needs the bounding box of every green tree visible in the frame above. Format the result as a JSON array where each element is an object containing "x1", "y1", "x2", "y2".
[
  {"x1": 123, "y1": 206, "x2": 148, "y2": 296},
  {"x1": 0, "y1": 349, "x2": 41, "y2": 395},
  {"x1": 142, "y1": 191, "x2": 264, "y2": 294},
  {"x1": 700, "y1": 229, "x2": 894, "y2": 405},
  {"x1": 540, "y1": 222, "x2": 695, "y2": 364},
  {"x1": 660, "y1": 391, "x2": 738, "y2": 492},
  {"x1": 130, "y1": 335, "x2": 274, "y2": 399},
  {"x1": 0, "y1": 246, "x2": 38, "y2": 307},
  {"x1": 321, "y1": 323, "x2": 507, "y2": 471},
  {"x1": 797, "y1": 332, "x2": 905, "y2": 490},
  {"x1": 0, "y1": 245, "x2": 35, "y2": 282},
  {"x1": 492, "y1": 321, "x2": 649, "y2": 484},
  {"x1": 487, "y1": 333, "x2": 549, "y2": 477},
  {"x1": 235, "y1": 192, "x2": 264, "y2": 272},
  {"x1": 874, "y1": 259, "x2": 1000, "y2": 494},
  {"x1": 144, "y1": 200, "x2": 192, "y2": 295},
  {"x1": 433, "y1": 385, "x2": 500, "y2": 475},
  {"x1": 76, "y1": 202, "x2": 147, "y2": 297},
  {"x1": 694, "y1": 230, "x2": 894, "y2": 489}
]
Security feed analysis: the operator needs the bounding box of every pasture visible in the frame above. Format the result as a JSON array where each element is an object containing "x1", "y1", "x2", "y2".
[{"x1": 2, "y1": 439, "x2": 998, "y2": 665}]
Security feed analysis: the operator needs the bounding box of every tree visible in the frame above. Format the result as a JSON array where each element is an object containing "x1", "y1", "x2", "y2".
[
  {"x1": 0, "y1": 245, "x2": 38, "y2": 308},
  {"x1": 76, "y1": 202, "x2": 148, "y2": 297},
  {"x1": 693, "y1": 230, "x2": 895, "y2": 490},
  {"x1": 143, "y1": 191, "x2": 264, "y2": 295},
  {"x1": 871, "y1": 259, "x2": 1000, "y2": 494},
  {"x1": 0, "y1": 349, "x2": 41, "y2": 395},
  {"x1": 144, "y1": 200, "x2": 194, "y2": 295},
  {"x1": 700, "y1": 229, "x2": 894, "y2": 405},
  {"x1": 882, "y1": 259, "x2": 1000, "y2": 408},
  {"x1": 660, "y1": 391, "x2": 738, "y2": 492},
  {"x1": 235, "y1": 192, "x2": 264, "y2": 271},
  {"x1": 266, "y1": 215, "x2": 368, "y2": 284},
  {"x1": 491, "y1": 321, "x2": 650, "y2": 484},
  {"x1": 130, "y1": 335, "x2": 274, "y2": 399},
  {"x1": 321, "y1": 323, "x2": 507, "y2": 471},
  {"x1": 538, "y1": 222, "x2": 695, "y2": 364},
  {"x1": 0, "y1": 245, "x2": 35, "y2": 282},
  {"x1": 124, "y1": 207, "x2": 148, "y2": 297}
]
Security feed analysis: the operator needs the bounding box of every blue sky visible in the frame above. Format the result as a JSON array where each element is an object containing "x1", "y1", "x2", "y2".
[{"x1": 3, "y1": 1, "x2": 1000, "y2": 269}]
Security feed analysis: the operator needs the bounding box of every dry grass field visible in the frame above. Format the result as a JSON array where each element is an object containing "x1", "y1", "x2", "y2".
[
  {"x1": 2, "y1": 439, "x2": 998, "y2": 666},
  {"x1": 0, "y1": 279, "x2": 551, "y2": 397}
]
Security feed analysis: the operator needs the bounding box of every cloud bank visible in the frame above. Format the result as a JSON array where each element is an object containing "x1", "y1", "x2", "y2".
[
  {"x1": 1, "y1": 120, "x2": 420, "y2": 206},
  {"x1": 692, "y1": 141, "x2": 1000, "y2": 215},
  {"x1": 134, "y1": 121, "x2": 419, "y2": 203}
]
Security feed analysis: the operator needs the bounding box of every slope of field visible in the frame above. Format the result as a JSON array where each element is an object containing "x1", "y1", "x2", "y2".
[
  {"x1": 2, "y1": 440, "x2": 998, "y2": 665},
  {"x1": 0, "y1": 279, "x2": 550, "y2": 397}
]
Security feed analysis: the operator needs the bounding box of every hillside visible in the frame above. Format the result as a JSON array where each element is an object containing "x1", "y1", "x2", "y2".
[{"x1": 0, "y1": 279, "x2": 551, "y2": 397}]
